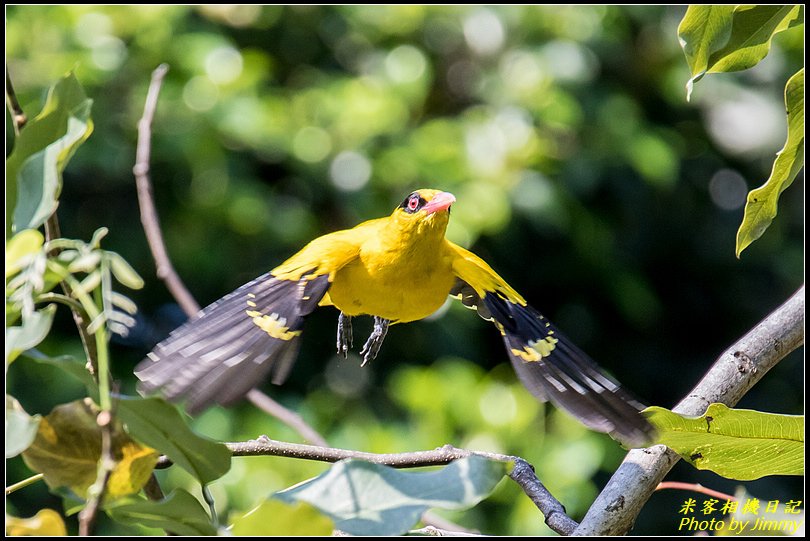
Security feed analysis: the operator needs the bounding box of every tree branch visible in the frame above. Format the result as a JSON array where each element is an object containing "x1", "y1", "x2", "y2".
[
  {"x1": 574, "y1": 285, "x2": 805, "y2": 535},
  {"x1": 132, "y1": 64, "x2": 328, "y2": 446},
  {"x1": 133, "y1": 64, "x2": 200, "y2": 318},
  {"x1": 6, "y1": 69, "x2": 28, "y2": 134},
  {"x1": 155, "y1": 435, "x2": 579, "y2": 535}
]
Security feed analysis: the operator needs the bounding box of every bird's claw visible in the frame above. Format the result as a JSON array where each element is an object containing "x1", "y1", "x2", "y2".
[
  {"x1": 359, "y1": 316, "x2": 390, "y2": 367},
  {"x1": 337, "y1": 312, "x2": 353, "y2": 358}
]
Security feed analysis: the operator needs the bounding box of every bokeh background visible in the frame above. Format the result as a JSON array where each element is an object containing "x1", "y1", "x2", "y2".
[{"x1": 6, "y1": 5, "x2": 804, "y2": 535}]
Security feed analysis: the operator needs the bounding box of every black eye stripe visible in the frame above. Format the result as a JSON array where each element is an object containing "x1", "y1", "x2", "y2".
[{"x1": 399, "y1": 192, "x2": 427, "y2": 214}]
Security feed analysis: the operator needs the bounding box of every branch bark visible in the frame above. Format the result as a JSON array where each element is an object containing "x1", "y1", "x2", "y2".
[
  {"x1": 132, "y1": 64, "x2": 328, "y2": 446},
  {"x1": 574, "y1": 285, "x2": 805, "y2": 535},
  {"x1": 156, "y1": 435, "x2": 579, "y2": 535}
]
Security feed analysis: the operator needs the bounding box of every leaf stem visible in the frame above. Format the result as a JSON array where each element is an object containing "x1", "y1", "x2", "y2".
[{"x1": 5, "y1": 473, "x2": 44, "y2": 495}]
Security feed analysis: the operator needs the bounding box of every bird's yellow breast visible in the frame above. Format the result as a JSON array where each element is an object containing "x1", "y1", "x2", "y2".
[{"x1": 327, "y1": 234, "x2": 456, "y2": 323}]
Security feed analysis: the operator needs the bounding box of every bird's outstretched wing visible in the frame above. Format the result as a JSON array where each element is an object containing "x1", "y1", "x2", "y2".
[
  {"x1": 135, "y1": 272, "x2": 330, "y2": 413},
  {"x1": 448, "y1": 242, "x2": 654, "y2": 447},
  {"x1": 136, "y1": 227, "x2": 368, "y2": 414}
]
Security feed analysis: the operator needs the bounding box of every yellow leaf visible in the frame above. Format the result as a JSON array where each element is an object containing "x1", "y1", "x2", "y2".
[{"x1": 6, "y1": 509, "x2": 67, "y2": 536}]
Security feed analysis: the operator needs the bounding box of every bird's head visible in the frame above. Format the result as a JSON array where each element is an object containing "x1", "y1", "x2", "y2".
[{"x1": 390, "y1": 189, "x2": 456, "y2": 238}]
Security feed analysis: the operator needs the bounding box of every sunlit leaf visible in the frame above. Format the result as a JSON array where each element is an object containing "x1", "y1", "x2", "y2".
[
  {"x1": 736, "y1": 68, "x2": 804, "y2": 257},
  {"x1": 5, "y1": 229, "x2": 44, "y2": 278},
  {"x1": 274, "y1": 456, "x2": 508, "y2": 536},
  {"x1": 117, "y1": 396, "x2": 231, "y2": 485},
  {"x1": 7, "y1": 71, "x2": 94, "y2": 233},
  {"x1": 678, "y1": 5, "x2": 802, "y2": 100},
  {"x1": 6, "y1": 394, "x2": 42, "y2": 458},
  {"x1": 21, "y1": 399, "x2": 159, "y2": 499},
  {"x1": 704, "y1": 6, "x2": 803, "y2": 74},
  {"x1": 6, "y1": 304, "x2": 56, "y2": 364},
  {"x1": 677, "y1": 5, "x2": 734, "y2": 100},
  {"x1": 646, "y1": 403, "x2": 803, "y2": 480},
  {"x1": 5, "y1": 509, "x2": 68, "y2": 536},
  {"x1": 230, "y1": 499, "x2": 334, "y2": 536},
  {"x1": 106, "y1": 490, "x2": 217, "y2": 536}
]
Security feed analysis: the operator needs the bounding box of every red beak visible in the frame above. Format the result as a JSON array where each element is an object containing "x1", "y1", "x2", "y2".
[{"x1": 421, "y1": 192, "x2": 456, "y2": 214}]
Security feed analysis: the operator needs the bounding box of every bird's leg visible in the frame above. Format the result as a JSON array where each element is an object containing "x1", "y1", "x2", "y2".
[
  {"x1": 359, "y1": 316, "x2": 390, "y2": 367},
  {"x1": 336, "y1": 312, "x2": 353, "y2": 358}
]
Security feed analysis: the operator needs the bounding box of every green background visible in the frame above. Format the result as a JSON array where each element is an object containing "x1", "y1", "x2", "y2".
[{"x1": 6, "y1": 5, "x2": 804, "y2": 535}]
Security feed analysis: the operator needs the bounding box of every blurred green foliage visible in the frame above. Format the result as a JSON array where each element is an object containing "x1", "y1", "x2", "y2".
[{"x1": 6, "y1": 5, "x2": 803, "y2": 535}]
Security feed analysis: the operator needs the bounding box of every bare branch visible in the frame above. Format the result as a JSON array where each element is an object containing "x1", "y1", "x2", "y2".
[
  {"x1": 656, "y1": 481, "x2": 737, "y2": 502},
  {"x1": 78, "y1": 410, "x2": 116, "y2": 536},
  {"x1": 155, "y1": 435, "x2": 578, "y2": 535},
  {"x1": 6, "y1": 69, "x2": 28, "y2": 134},
  {"x1": 133, "y1": 64, "x2": 200, "y2": 318},
  {"x1": 574, "y1": 285, "x2": 805, "y2": 535},
  {"x1": 132, "y1": 64, "x2": 328, "y2": 446}
]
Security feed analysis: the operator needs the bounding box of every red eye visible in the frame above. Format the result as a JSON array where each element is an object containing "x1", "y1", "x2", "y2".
[{"x1": 407, "y1": 195, "x2": 420, "y2": 211}]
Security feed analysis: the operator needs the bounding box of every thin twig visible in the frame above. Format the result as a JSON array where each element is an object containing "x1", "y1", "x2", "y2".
[
  {"x1": 155, "y1": 436, "x2": 579, "y2": 535},
  {"x1": 5, "y1": 473, "x2": 44, "y2": 495},
  {"x1": 133, "y1": 64, "x2": 200, "y2": 318},
  {"x1": 655, "y1": 481, "x2": 737, "y2": 502},
  {"x1": 574, "y1": 286, "x2": 805, "y2": 536},
  {"x1": 6, "y1": 70, "x2": 28, "y2": 134},
  {"x1": 78, "y1": 410, "x2": 116, "y2": 536},
  {"x1": 132, "y1": 64, "x2": 328, "y2": 446}
]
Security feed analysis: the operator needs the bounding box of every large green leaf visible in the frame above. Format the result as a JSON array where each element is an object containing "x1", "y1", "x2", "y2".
[
  {"x1": 678, "y1": 5, "x2": 803, "y2": 99},
  {"x1": 274, "y1": 456, "x2": 508, "y2": 536},
  {"x1": 116, "y1": 396, "x2": 231, "y2": 485},
  {"x1": 6, "y1": 71, "x2": 93, "y2": 234},
  {"x1": 736, "y1": 68, "x2": 805, "y2": 257},
  {"x1": 21, "y1": 399, "x2": 159, "y2": 499},
  {"x1": 646, "y1": 403, "x2": 803, "y2": 480},
  {"x1": 5, "y1": 395, "x2": 42, "y2": 458},
  {"x1": 106, "y1": 490, "x2": 217, "y2": 536},
  {"x1": 704, "y1": 6, "x2": 803, "y2": 73}
]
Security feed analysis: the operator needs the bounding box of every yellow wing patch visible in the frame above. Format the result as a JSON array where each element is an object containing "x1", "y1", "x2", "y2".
[
  {"x1": 246, "y1": 310, "x2": 301, "y2": 340},
  {"x1": 511, "y1": 335, "x2": 559, "y2": 362}
]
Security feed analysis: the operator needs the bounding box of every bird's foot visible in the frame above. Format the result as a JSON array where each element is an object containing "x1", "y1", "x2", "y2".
[
  {"x1": 336, "y1": 312, "x2": 353, "y2": 358},
  {"x1": 359, "y1": 316, "x2": 390, "y2": 367}
]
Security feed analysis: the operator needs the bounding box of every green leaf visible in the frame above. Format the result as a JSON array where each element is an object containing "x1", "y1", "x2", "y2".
[
  {"x1": 6, "y1": 71, "x2": 94, "y2": 234},
  {"x1": 677, "y1": 5, "x2": 803, "y2": 100},
  {"x1": 230, "y1": 499, "x2": 334, "y2": 536},
  {"x1": 6, "y1": 395, "x2": 42, "y2": 458},
  {"x1": 705, "y1": 6, "x2": 803, "y2": 74},
  {"x1": 274, "y1": 456, "x2": 508, "y2": 536},
  {"x1": 117, "y1": 396, "x2": 231, "y2": 485},
  {"x1": 21, "y1": 399, "x2": 159, "y2": 499},
  {"x1": 736, "y1": 68, "x2": 805, "y2": 257},
  {"x1": 106, "y1": 490, "x2": 217, "y2": 536},
  {"x1": 645, "y1": 403, "x2": 804, "y2": 481},
  {"x1": 5, "y1": 509, "x2": 68, "y2": 536},
  {"x1": 677, "y1": 5, "x2": 734, "y2": 100},
  {"x1": 107, "y1": 252, "x2": 145, "y2": 290},
  {"x1": 5, "y1": 304, "x2": 56, "y2": 365},
  {"x1": 5, "y1": 229, "x2": 44, "y2": 278},
  {"x1": 23, "y1": 350, "x2": 98, "y2": 394}
]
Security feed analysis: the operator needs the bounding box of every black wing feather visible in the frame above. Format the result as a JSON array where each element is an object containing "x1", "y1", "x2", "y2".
[
  {"x1": 135, "y1": 272, "x2": 329, "y2": 414},
  {"x1": 454, "y1": 280, "x2": 654, "y2": 447}
]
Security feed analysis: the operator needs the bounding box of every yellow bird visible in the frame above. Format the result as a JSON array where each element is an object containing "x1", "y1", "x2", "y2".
[{"x1": 136, "y1": 189, "x2": 653, "y2": 446}]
